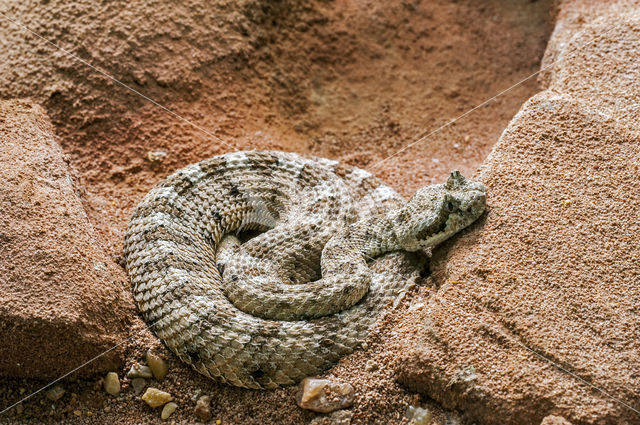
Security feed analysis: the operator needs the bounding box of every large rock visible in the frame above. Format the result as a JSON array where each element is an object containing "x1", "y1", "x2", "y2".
[
  {"x1": 0, "y1": 99, "x2": 132, "y2": 379},
  {"x1": 538, "y1": 0, "x2": 638, "y2": 88},
  {"x1": 394, "y1": 5, "x2": 640, "y2": 425}
]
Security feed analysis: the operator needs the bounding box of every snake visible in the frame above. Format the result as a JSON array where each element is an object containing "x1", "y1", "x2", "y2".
[{"x1": 124, "y1": 150, "x2": 486, "y2": 389}]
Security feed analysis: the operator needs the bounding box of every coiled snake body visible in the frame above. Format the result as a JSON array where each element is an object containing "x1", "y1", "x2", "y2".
[{"x1": 124, "y1": 151, "x2": 486, "y2": 389}]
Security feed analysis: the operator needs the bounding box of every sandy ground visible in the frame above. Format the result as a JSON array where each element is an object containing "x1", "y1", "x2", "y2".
[{"x1": 0, "y1": 0, "x2": 584, "y2": 424}]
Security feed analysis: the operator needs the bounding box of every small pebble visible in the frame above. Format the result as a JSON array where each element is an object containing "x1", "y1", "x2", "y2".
[
  {"x1": 161, "y1": 402, "x2": 178, "y2": 420},
  {"x1": 73, "y1": 410, "x2": 82, "y2": 417},
  {"x1": 295, "y1": 378, "x2": 355, "y2": 413},
  {"x1": 15, "y1": 404, "x2": 24, "y2": 415},
  {"x1": 104, "y1": 372, "x2": 120, "y2": 396},
  {"x1": 147, "y1": 150, "x2": 168, "y2": 162},
  {"x1": 131, "y1": 377, "x2": 147, "y2": 395},
  {"x1": 45, "y1": 384, "x2": 65, "y2": 402},
  {"x1": 406, "y1": 405, "x2": 432, "y2": 425},
  {"x1": 191, "y1": 389, "x2": 202, "y2": 402},
  {"x1": 146, "y1": 350, "x2": 169, "y2": 381},
  {"x1": 141, "y1": 388, "x2": 173, "y2": 408},
  {"x1": 127, "y1": 363, "x2": 153, "y2": 379},
  {"x1": 364, "y1": 360, "x2": 378, "y2": 372},
  {"x1": 194, "y1": 395, "x2": 212, "y2": 421}
]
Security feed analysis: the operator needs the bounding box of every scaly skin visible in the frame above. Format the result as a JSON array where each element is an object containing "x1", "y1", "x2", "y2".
[{"x1": 124, "y1": 150, "x2": 486, "y2": 389}]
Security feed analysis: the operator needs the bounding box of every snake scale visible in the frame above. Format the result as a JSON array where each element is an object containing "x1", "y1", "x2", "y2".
[{"x1": 124, "y1": 150, "x2": 486, "y2": 389}]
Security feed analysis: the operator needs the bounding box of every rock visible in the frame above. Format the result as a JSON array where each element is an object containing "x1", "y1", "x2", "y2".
[
  {"x1": 194, "y1": 395, "x2": 212, "y2": 421},
  {"x1": 131, "y1": 378, "x2": 147, "y2": 395},
  {"x1": 394, "y1": 6, "x2": 640, "y2": 425},
  {"x1": 141, "y1": 388, "x2": 173, "y2": 408},
  {"x1": 127, "y1": 364, "x2": 153, "y2": 379},
  {"x1": 146, "y1": 350, "x2": 169, "y2": 381},
  {"x1": 364, "y1": 360, "x2": 378, "y2": 372},
  {"x1": 538, "y1": 1, "x2": 635, "y2": 88},
  {"x1": 406, "y1": 405, "x2": 432, "y2": 425},
  {"x1": 295, "y1": 378, "x2": 355, "y2": 413},
  {"x1": 541, "y1": 416, "x2": 573, "y2": 425},
  {"x1": 190, "y1": 389, "x2": 202, "y2": 402},
  {"x1": 0, "y1": 99, "x2": 131, "y2": 379},
  {"x1": 45, "y1": 384, "x2": 65, "y2": 401},
  {"x1": 147, "y1": 150, "x2": 168, "y2": 162},
  {"x1": 104, "y1": 372, "x2": 120, "y2": 396},
  {"x1": 161, "y1": 402, "x2": 178, "y2": 420}
]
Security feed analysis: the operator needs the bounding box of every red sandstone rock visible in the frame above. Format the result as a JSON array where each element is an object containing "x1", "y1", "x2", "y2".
[
  {"x1": 395, "y1": 5, "x2": 640, "y2": 425},
  {"x1": 0, "y1": 99, "x2": 132, "y2": 379}
]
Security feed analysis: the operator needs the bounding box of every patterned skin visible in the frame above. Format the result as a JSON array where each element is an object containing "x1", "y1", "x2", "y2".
[{"x1": 124, "y1": 151, "x2": 486, "y2": 389}]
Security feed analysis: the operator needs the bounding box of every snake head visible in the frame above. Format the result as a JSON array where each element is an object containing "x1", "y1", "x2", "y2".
[{"x1": 393, "y1": 170, "x2": 486, "y2": 251}]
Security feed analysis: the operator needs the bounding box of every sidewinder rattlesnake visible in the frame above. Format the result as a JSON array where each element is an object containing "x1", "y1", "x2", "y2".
[{"x1": 124, "y1": 150, "x2": 486, "y2": 389}]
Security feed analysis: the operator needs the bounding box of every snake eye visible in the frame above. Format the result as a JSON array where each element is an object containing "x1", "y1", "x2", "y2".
[{"x1": 446, "y1": 201, "x2": 455, "y2": 212}]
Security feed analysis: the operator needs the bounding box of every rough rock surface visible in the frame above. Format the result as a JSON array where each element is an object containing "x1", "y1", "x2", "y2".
[
  {"x1": 539, "y1": 0, "x2": 639, "y2": 88},
  {"x1": 0, "y1": 99, "x2": 131, "y2": 379},
  {"x1": 395, "y1": 4, "x2": 640, "y2": 425}
]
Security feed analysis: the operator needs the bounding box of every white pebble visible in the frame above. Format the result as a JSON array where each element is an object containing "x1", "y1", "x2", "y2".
[
  {"x1": 406, "y1": 405, "x2": 432, "y2": 425},
  {"x1": 194, "y1": 395, "x2": 212, "y2": 421},
  {"x1": 295, "y1": 378, "x2": 354, "y2": 413},
  {"x1": 147, "y1": 151, "x2": 168, "y2": 162},
  {"x1": 104, "y1": 372, "x2": 120, "y2": 396},
  {"x1": 365, "y1": 360, "x2": 379, "y2": 372},
  {"x1": 161, "y1": 402, "x2": 178, "y2": 420},
  {"x1": 127, "y1": 363, "x2": 153, "y2": 379}
]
